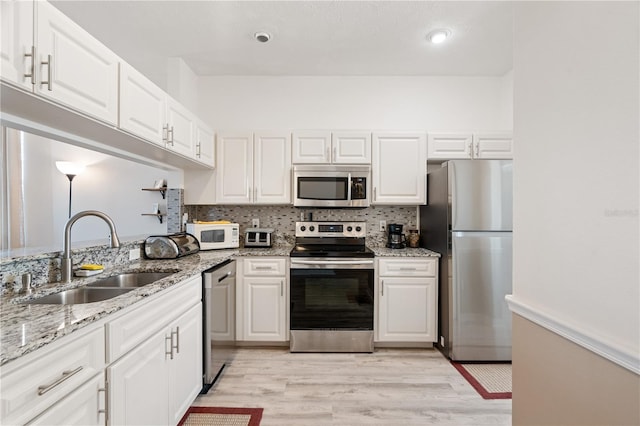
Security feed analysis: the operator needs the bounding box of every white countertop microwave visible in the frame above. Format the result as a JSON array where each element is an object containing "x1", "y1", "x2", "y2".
[
  {"x1": 293, "y1": 165, "x2": 371, "y2": 208},
  {"x1": 186, "y1": 223, "x2": 240, "y2": 250}
]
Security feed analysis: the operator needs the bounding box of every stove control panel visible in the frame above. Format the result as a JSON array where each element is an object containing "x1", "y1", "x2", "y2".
[{"x1": 296, "y1": 221, "x2": 366, "y2": 238}]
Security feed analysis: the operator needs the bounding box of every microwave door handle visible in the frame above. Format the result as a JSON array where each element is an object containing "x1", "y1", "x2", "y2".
[{"x1": 347, "y1": 173, "x2": 352, "y2": 203}]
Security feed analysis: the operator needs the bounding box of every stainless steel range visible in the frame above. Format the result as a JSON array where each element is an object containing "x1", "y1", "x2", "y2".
[{"x1": 289, "y1": 221, "x2": 375, "y2": 353}]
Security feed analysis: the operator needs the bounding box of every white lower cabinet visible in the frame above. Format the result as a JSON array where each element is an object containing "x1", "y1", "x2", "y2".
[
  {"x1": 107, "y1": 276, "x2": 202, "y2": 425},
  {"x1": 377, "y1": 258, "x2": 438, "y2": 343},
  {"x1": 27, "y1": 373, "x2": 106, "y2": 426},
  {"x1": 0, "y1": 326, "x2": 105, "y2": 425},
  {"x1": 236, "y1": 257, "x2": 288, "y2": 342}
]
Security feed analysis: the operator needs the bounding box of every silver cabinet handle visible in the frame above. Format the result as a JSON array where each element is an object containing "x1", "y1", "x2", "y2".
[
  {"x1": 165, "y1": 334, "x2": 173, "y2": 359},
  {"x1": 280, "y1": 280, "x2": 284, "y2": 297},
  {"x1": 24, "y1": 46, "x2": 35, "y2": 84},
  {"x1": 167, "y1": 126, "x2": 174, "y2": 145},
  {"x1": 468, "y1": 142, "x2": 473, "y2": 157},
  {"x1": 399, "y1": 267, "x2": 417, "y2": 271},
  {"x1": 38, "y1": 366, "x2": 82, "y2": 395},
  {"x1": 381, "y1": 279, "x2": 384, "y2": 296},
  {"x1": 172, "y1": 327, "x2": 180, "y2": 354},
  {"x1": 255, "y1": 266, "x2": 273, "y2": 270},
  {"x1": 98, "y1": 384, "x2": 108, "y2": 421},
  {"x1": 474, "y1": 141, "x2": 479, "y2": 157},
  {"x1": 196, "y1": 142, "x2": 201, "y2": 158},
  {"x1": 373, "y1": 187, "x2": 377, "y2": 201},
  {"x1": 40, "y1": 54, "x2": 52, "y2": 91}
]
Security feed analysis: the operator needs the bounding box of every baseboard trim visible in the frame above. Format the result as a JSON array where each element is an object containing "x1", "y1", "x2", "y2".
[{"x1": 506, "y1": 295, "x2": 639, "y2": 375}]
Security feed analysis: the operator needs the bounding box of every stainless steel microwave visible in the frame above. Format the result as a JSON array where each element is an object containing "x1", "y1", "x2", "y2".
[{"x1": 293, "y1": 165, "x2": 371, "y2": 208}]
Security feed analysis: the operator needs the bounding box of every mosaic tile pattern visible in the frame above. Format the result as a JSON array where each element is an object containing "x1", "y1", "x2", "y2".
[
  {"x1": 185, "y1": 205, "x2": 418, "y2": 248},
  {"x1": 167, "y1": 188, "x2": 185, "y2": 233}
]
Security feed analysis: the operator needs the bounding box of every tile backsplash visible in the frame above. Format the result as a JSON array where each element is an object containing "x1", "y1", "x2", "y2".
[{"x1": 185, "y1": 205, "x2": 418, "y2": 248}]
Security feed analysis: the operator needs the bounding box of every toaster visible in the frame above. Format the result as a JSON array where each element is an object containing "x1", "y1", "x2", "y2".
[
  {"x1": 244, "y1": 228, "x2": 274, "y2": 248},
  {"x1": 144, "y1": 232, "x2": 200, "y2": 259}
]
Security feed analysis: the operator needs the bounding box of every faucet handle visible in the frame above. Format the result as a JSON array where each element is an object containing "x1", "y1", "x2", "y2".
[{"x1": 22, "y1": 273, "x2": 33, "y2": 295}]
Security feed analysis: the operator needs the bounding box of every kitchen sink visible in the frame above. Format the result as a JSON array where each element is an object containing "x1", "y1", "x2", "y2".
[
  {"x1": 22, "y1": 287, "x2": 134, "y2": 305},
  {"x1": 85, "y1": 272, "x2": 175, "y2": 288},
  {"x1": 20, "y1": 271, "x2": 176, "y2": 305}
]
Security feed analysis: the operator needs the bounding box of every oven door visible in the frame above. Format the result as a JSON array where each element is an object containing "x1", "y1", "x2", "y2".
[{"x1": 289, "y1": 259, "x2": 374, "y2": 331}]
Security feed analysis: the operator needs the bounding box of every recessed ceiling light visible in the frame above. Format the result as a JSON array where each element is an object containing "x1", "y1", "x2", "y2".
[
  {"x1": 428, "y1": 29, "x2": 451, "y2": 44},
  {"x1": 254, "y1": 32, "x2": 271, "y2": 43}
]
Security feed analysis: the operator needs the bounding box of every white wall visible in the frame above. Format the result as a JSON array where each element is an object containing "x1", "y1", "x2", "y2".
[
  {"x1": 197, "y1": 75, "x2": 513, "y2": 130},
  {"x1": 512, "y1": 1, "x2": 639, "y2": 368},
  {"x1": 18, "y1": 131, "x2": 182, "y2": 250}
]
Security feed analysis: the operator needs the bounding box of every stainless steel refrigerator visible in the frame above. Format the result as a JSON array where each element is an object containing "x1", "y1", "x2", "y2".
[{"x1": 419, "y1": 160, "x2": 513, "y2": 361}]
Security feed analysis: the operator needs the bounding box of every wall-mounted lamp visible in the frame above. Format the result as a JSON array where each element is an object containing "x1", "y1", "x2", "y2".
[{"x1": 55, "y1": 161, "x2": 85, "y2": 218}]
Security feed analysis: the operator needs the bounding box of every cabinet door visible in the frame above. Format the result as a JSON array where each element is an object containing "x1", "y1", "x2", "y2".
[
  {"x1": 292, "y1": 131, "x2": 331, "y2": 164},
  {"x1": 108, "y1": 327, "x2": 170, "y2": 426},
  {"x1": 119, "y1": 62, "x2": 167, "y2": 145},
  {"x1": 254, "y1": 131, "x2": 292, "y2": 204},
  {"x1": 27, "y1": 374, "x2": 105, "y2": 426},
  {"x1": 166, "y1": 97, "x2": 195, "y2": 158},
  {"x1": 473, "y1": 133, "x2": 513, "y2": 159},
  {"x1": 332, "y1": 131, "x2": 371, "y2": 164},
  {"x1": 0, "y1": 0, "x2": 34, "y2": 90},
  {"x1": 36, "y1": 1, "x2": 119, "y2": 125},
  {"x1": 243, "y1": 277, "x2": 287, "y2": 341},
  {"x1": 427, "y1": 133, "x2": 473, "y2": 160},
  {"x1": 372, "y1": 132, "x2": 427, "y2": 205},
  {"x1": 195, "y1": 120, "x2": 215, "y2": 167},
  {"x1": 378, "y1": 277, "x2": 436, "y2": 342},
  {"x1": 168, "y1": 304, "x2": 203, "y2": 425},
  {"x1": 216, "y1": 132, "x2": 253, "y2": 204}
]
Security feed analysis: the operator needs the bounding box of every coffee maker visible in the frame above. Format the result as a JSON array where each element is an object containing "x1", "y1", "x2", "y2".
[{"x1": 386, "y1": 224, "x2": 406, "y2": 249}]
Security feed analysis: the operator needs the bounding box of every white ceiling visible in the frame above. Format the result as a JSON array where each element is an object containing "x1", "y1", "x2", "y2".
[{"x1": 51, "y1": 1, "x2": 513, "y2": 80}]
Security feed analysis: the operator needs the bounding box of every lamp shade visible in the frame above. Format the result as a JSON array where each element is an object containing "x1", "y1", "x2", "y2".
[{"x1": 55, "y1": 161, "x2": 85, "y2": 176}]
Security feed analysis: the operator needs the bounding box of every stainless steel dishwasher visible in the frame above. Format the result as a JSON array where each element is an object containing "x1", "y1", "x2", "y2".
[{"x1": 201, "y1": 259, "x2": 236, "y2": 393}]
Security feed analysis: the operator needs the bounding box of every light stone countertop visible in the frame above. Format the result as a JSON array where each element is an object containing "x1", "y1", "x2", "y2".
[
  {"x1": 0, "y1": 243, "x2": 441, "y2": 366},
  {"x1": 370, "y1": 247, "x2": 441, "y2": 257}
]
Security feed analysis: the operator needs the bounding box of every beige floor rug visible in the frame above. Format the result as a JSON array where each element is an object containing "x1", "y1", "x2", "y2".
[
  {"x1": 451, "y1": 362, "x2": 512, "y2": 399},
  {"x1": 178, "y1": 407, "x2": 263, "y2": 426}
]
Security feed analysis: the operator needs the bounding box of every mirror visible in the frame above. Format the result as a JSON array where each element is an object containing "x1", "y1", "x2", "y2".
[{"x1": 1, "y1": 126, "x2": 182, "y2": 255}]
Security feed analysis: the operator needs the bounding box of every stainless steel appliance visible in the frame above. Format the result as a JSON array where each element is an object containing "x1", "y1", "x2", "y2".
[
  {"x1": 293, "y1": 165, "x2": 370, "y2": 208},
  {"x1": 202, "y1": 259, "x2": 236, "y2": 393},
  {"x1": 386, "y1": 223, "x2": 406, "y2": 249},
  {"x1": 244, "y1": 228, "x2": 274, "y2": 248},
  {"x1": 289, "y1": 221, "x2": 375, "y2": 352},
  {"x1": 420, "y1": 160, "x2": 513, "y2": 361},
  {"x1": 186, "y1": 222, "x2": 240, "y2": 250},
  {"x1": 143, "y1": 232, "x2": 200, "y2": 259}
]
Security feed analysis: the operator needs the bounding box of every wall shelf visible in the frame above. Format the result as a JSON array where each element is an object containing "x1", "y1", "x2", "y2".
[
  {"x1": 141, "y1": 213, "x2": 166, "y2": 224},
  {"x1": 142, "y1": 187, "x2": 167, "y2": 199}
]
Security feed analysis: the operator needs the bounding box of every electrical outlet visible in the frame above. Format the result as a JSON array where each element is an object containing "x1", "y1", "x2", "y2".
[
  {"x1": 252, "y1": 218, "x2": 260, "y2": 228},
  {"x1": 129, "y1": 248, "x2": 140, "y2": 261},
  {"x1": 379, "y1": 220, "x2": 386, "y2": 232}
]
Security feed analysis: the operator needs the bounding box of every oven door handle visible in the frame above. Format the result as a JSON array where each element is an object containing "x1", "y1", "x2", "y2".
[{"x1": 290, "y1": 259, "x2": 374, "y2": 266}]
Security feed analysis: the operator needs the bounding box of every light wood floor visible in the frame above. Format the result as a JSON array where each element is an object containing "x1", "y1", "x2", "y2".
[{"x1": 194, "y1": 347, "x2": 512, "y2": 425}]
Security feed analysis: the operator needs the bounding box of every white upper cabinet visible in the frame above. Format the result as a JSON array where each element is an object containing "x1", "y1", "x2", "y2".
[
  {"x1": 292, "y1": 130, "x2": 331, "y2": 163},
  {"x1": 36, "y1": 1, "x2": 119, "y2": 125},
  {"x1": 428, "y1": 132, "x2": 513, "y2": 160},
  {"x1": 195, "y1": 120, "x2": 215, "y2": 167},
  {"x1": 472, "y1": 133, "x2": 513, "y2": 159},
  {"x1": 165, "y1": 96, "x2": 195, "y2": 158},
  {"x1": 254, "y1": 131, "x2": 292, "y2": 204},
  {"x1": 331, "y1": 131, "x2": 371, "y2": 164},
  {"x1": 293, "y1": 130, "x2": 371, "y2": 164},
  {"x1": 119, "y1": 62, "x2": 166, "y2": 145},
  {"x1": 372, "y1": 132, "x2": 427, "y2": 205},
  {"x1": 216, "y1": 131, "x2": 291, "y2": 205},
  {"x1": 0, "y1": 0, "x2": 34, "y2": 91},
  {"x1": 216, "y1": 132, "x2": 254, "y2": 204}
]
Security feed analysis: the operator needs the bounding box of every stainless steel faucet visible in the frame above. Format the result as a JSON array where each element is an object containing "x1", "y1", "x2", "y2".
[{"x1": 61, "y1": 210, "x2": 121, "y2": 283}]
